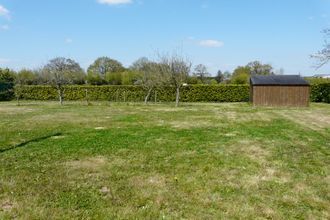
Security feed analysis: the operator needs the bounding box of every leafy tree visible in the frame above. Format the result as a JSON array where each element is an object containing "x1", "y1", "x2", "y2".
[
  {"x1": 0, "y1": 68, "x2": 16, "y2": 101},
  {"x1": 158, "y1": 53, "x2": 192, "y2": 107},
  {"x1": 87, "y1": 57, "x2": 125, "y2": 85},
  {"x1": 121, "y1": 70, "x2": 141, "y2": 85},
  {"x1": 312, "y1": 29, "x2": 330, "y2": 68},
  {"x1": 16, "y1": 69, "x2": 38, "y2": 85},
  {"x1": 41, "y1": 57, "x2": 85, "y2": 105},
  {"x1": 193, "y1": 64, "x2": 210, "y2": 83},
  {"x1": 231, "y1": 66, "x2": 251, "y2": 84}
]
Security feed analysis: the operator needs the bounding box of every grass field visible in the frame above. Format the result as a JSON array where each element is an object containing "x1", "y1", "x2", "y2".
[{"x1": 0, "y1": 101, "x2": 329, "y2": 219}]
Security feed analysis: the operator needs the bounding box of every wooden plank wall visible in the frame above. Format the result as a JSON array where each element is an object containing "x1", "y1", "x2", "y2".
[{"x1": 252, "y1": 86, "x2": 310, "y2": 107}]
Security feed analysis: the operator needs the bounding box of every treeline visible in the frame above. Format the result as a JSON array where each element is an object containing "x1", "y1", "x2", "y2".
[{"x1": 1, "y1": 57, "x2": 280, "y2": 86}]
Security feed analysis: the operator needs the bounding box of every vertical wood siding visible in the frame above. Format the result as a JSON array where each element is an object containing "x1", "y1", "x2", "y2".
[{"x1": 252, "y1": 86, "x2": 310, "y2": 107}]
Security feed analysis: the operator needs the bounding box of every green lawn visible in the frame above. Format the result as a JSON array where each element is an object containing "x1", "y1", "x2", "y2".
[{"x1": 0, "y1": 101, "x2": 329, "y2": 219}]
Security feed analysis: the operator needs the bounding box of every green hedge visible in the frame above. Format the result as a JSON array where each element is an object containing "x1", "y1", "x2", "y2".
[
  {"x1": 14, "y1": 83, "x2": 330, "y2": 103},
  {"x1": 17, "y1": 85, "x2": 250, "y2": 103},
  {"x1": 310, "y1": 83, "x2": 330, "y2": 103}
]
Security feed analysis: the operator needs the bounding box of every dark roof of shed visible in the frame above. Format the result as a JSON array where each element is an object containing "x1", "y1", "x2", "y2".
[{"x1": 250, "y1": 75, "x2": 310, "y2": 86}]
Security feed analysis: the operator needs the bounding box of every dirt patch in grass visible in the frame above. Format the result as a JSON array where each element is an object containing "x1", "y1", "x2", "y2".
[
  {"x1": 66, "y1": 156, "x2": 108, "y2": 172},
  {"x1": 231, "y1": 140, "x2": 271, "y2": 164},
  {"x1": 0, "y1": 201, "x2": 14, "y2": 212},
  {"x1": 130, "y1": 175, "x2": 167, "y2": 189},
  {"x1": 169, "y1": 120, "x2": 215, "y2": 129},
  {"x1": 277, "y1": 110, "x2": 330, "y2": 130},
  {"x1": 0, "y1": 106, "x2": 35, "y2": 115},
  {"x1": 213, "y1": 110, "x2": 277, "y2": 123}
]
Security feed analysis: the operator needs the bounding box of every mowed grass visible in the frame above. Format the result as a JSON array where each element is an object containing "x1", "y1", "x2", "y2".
[{"x1": 0, "y1": 101, "x2": 329, "y2": 219}]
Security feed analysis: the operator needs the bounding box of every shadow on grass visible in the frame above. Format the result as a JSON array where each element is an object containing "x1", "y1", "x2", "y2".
[{"x1": 0, "y1": 132, "x2": 62, "y2": 154}]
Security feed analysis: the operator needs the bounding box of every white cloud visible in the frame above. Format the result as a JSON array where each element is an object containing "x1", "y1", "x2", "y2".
[
  {"x1": 199, "y1": 40, "x2": 224, "y2": 48},
  {"x1": 0, "y1": 5, "x2": 10, "y2": 19},
  {"x1": 0, "y1": 24, "x2": 9, "y2": 30},
  {"x1": 97, "y1": 0, "x2": 133, "y2": 5},
  {"x1": 65, "y1": 38, "x2": 73, "y2": 44}
]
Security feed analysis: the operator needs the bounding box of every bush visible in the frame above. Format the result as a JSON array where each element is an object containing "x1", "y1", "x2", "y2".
[
  {"x1": 310, "y1": 83, "x2": 330, "y2": 103},
  {"x1": 17, "y1": 85, "x2": 250, "y2": 103}
]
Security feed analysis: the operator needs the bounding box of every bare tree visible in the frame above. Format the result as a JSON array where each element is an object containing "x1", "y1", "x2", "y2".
[
  {"x1": 41, "y1": 57, "x2": 85, "y2": 105},
  {"x1": 247, "y1": 61, "x2": 274, "y2": 75},
  {"x1": 132, "y1": 57, "x2": 161, "y2": 104},
  {"x1": 158, "y1": 53, "x2": 192, "y2": 107},
  {"x1": 193, "y1": 64, "x2": 210, "y2": 83},
  {"x1": 312, "y1": 29, "x2": 330, "y2": 68}
]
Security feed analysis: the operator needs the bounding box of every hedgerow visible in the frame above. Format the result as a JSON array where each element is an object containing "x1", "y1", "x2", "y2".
[
  {"x1": 13, "y1": 83, "x2": 330, "y2": 103},
  {"x1": 17, "y1": 85, "x2": 250, "y2": 102}
]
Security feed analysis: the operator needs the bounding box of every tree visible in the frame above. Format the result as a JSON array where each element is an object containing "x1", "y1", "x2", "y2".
[
  {"x1": 41, "y1": 57, "x2": 85, "y2": 105},
  {"x1": 87, "y1": 57, "x2": 125, "y2": 85},
  {"x1": 158, "y1": 53, "x2": 192, "y2": 107},
  {"x1": 223, "y1": 71, "x2": 232, "y2": 83},
  {"x1": 16, "y1": 69, "x2": 38, "y2": 85},
  {"x1": 215, "y1": 70, "x2": 224, "y2": 83},
  {"x1": 247, "y1": 61, "x2": 273, "y2": 75},
  {"x1": 231, "y1": 66, "x2": 251, "y2": 84},
  {"x1": 312, "y1": 29, "x2": 330, "y2": 68},
  {"x1": 0, "y1": 68, "x2": 16, "y2": 101},
  {"x1": 193, "y1": 64, "x2": 210, "y2": 83},
  {"x1": 132, "y1": 58, "x2": 162, "y2": 104},
  {"x1": 130, "y1": 57, "x2": 150, "y2": 71}
]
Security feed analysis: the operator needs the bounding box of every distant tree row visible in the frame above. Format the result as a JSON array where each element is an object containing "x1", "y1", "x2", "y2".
[{"x1": 1, "y1": 55, "x2": 278, "y2": 106}]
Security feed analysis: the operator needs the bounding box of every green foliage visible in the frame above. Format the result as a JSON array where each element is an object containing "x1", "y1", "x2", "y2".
[
  {"x1": 305, "y1": 77, "x2": 330, "y2": 84},
  {"x1": 0, "y1": 68, "x2": 16, "y2": 101},
  {"x1": 87, "y1": 57, "x2": 125, "y2": 85},
  {"x1": 17, "y1": 85, "x2": 250, "y2": 102},
  {"x1": 231, "y1": 66, "x2": 251, "y2": 84},
  {"x1": 16, "y1": 69, "x2": 38, "y2": 85},
  {"x1": 310, "y1": 83, "x2": 330, "y2": 103}
]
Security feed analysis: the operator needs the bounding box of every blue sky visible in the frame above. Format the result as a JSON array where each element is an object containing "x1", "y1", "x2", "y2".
[{"x1": 0, "y1": 0, "x2": 330, "y2": 76}]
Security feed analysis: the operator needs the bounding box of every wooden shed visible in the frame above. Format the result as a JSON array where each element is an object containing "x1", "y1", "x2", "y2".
[{"x1": 250, "y1": 75, "x2": 310, "y2": 107}]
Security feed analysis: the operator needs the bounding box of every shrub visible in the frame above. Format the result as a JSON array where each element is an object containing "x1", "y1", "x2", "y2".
[{"x1": 310, "y1": 83, "x2": 330, "y2": 103}]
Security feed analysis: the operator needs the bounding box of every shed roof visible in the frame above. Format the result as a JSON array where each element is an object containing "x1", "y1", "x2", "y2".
[{"x1": 250, "y1": 75, "x2": 310, "y2": 86}]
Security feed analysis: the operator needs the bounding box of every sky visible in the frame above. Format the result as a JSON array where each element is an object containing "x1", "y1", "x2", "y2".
[{"x1": 0, "y1": 0, "x2": 330, "y2": 76}]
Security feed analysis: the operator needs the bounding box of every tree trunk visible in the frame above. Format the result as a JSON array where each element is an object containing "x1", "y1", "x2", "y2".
[
  {"x1": 175, "y1": 86, "x2": 180, "y2": 107},
  {"x1": 58, "y1": 88, "x2": 63, "y2": 105},
  {"x1": 16, "y1": 96, "x2": 20, "y2": 106},
  {"x1": 144, "y1": 88, "x2": 152, "y2": 105}
]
